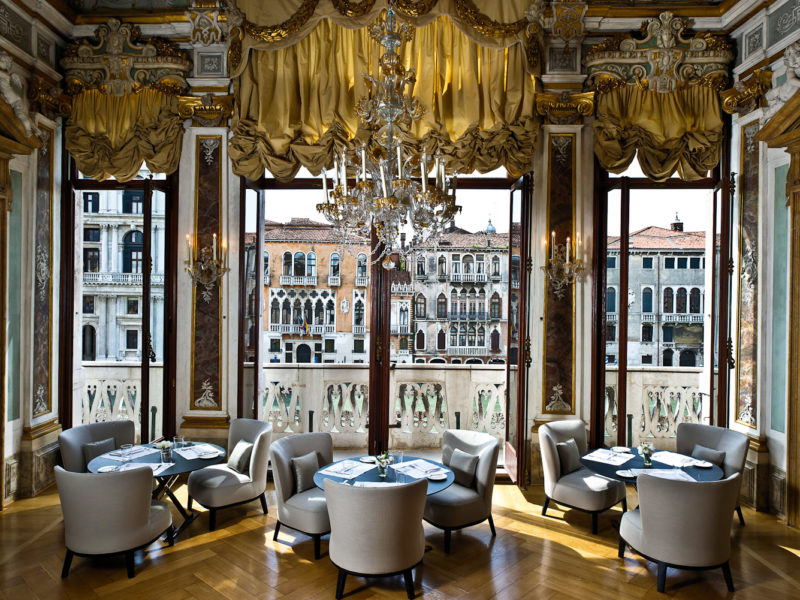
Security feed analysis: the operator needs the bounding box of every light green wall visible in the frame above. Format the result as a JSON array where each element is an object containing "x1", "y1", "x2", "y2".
[
  {"x1": 771, "y1": 164, "x2": 789, "y2": 433},
  {"x1": 7, "y1": 170, "x2": 22, "y2": 422}
]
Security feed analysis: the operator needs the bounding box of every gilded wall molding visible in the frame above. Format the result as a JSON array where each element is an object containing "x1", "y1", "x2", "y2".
[
  {"x1": 535, "y1": 91, "x2": 594, "y2": 124},
  {"x1": 721, "y1": 69, "x2": 772, "y2": 116},
  {"x1": 27, "y1": 77, "x2": 71, "y2": 120},
  {"x1": 61, "y1": 18, "x2": 192, "y2": 96},
  {"x1": 178, "y1": 93, "x2": 233, "y2": 127},
  {"x1": 585, "y1": 11, "x2": 733, "y2": 94},
  {"x1": 551, "y1": 1, "x2": 586, "y2": 50}
]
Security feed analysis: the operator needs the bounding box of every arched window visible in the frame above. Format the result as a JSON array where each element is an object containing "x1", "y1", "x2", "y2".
[
  {"x1": 606, "y1": 287, "x2": 616, "y2": 313},
  {"x1": 450, "y1": 290, "x2": 458, "y2": 315},
  {"x1": 357, "y1": 253, "x2": 367, "y2": 277},
  {"x1": 476, "y1": 254, "x2": 485, "y2": 274},
  {"x1": 642, "y1": 287, "x2": 653, "y2": 313},
  {"x1": 283, "y1": 251, "x2": 292, "y2": 276},
  {"x1": 271, "y1": 299, "x2": 280, "y2": 323},
  {"x1": 437, "y1": 294, "x2": 447, "y2": 319},
  {"x1": 297, "y1": 344, "x2": 311, "y2": 363},
  {"x1": 330, "y1": 253, "x2": 340, "y2": 276},
  {"x1": 415, "y1": 294, "x2": 426, "y2": 318},
  {"x1": 663, "y1": 287, "x2": 674, "y2": 313},
  {"x1": 450, "y1": 326, "x2": 457, "y2": 346},
  {"x1": 663, "y1": 349, "x2": 674, "y2": 366},
  {"x1": 399, "y1": 306, "x2": 408, "y2": 326},
  {"x1": 511, "y1": 255, "x2": 520, "y2": 285},
  {"x1": 459, "y1": 325, "x2": 467, "y2": 347},
  {"x1": 690, "y1": 288, "x2": 701, "y2": 313},
  {"x1": 306, "y1": 252, "x2": 316, "y2": 276},
  {"x1": 679, "y1": 350, "x2": 696, "y2": 367},
  {"x1": 477, "y1": 326, "x2": 485, "y2": 346},
  {"x1": 416, "y1": 330, "x2": 425, "y2": 350},
  {"x1": 437, "y1": 329, "x2": 446, "y2": 350},
  {"x1": 490, "y1": 293, "x2": 501, "y2": 319},
  {"x1": 326, "y1": 299, "x2": 335, "y2": 324},
  {"x1": 438, "y1": 255, "x2": 446, "y2": 275},
  {"x1": 491, "y1": 255, "x2": 500, "y2": 277},
  {"x1": 314, "y1": 300, "x2": 323, "y2": 324},
  {"x1": 82, "y1": 325, "x2": 96, "y2": 361},
  {"x1": 467, "y1": 325, "x2": 476, "y2": 346},
  {"x1": 122, "y1": 230, "x2": 143, "y2": 273},
  {"x1": 293, "y1": 252, "x2": 305, "y2": 276},
  {"x1": 676, "y1": 288, "x2": 687, "y2": 313},
  {"x1": 264, "y1": 251, "x2": 269, "y2": 276},
  {"x1": 452, "y1": 254, "x2": 461, "y2": 274},
  {"x1": 354, "y1": 300, "x2": 364, "y2": 326},
  {"x1": 642, "y1": 324, "x2": 653, "y2": 342},
  {"x1": 292, "y1": 299, "x2": 302, "y2": 324},
  {"x1": 416, "y1": 256, "x2": 426, "y2": 275},
  {"x1": 491, "y1": 329, "x2": 501, "y2": 351},
  {"x1": 282, "y1": 299, "x2": 291, "y2": 323},
  {"x1": 463, "y1": 255, "x2": 474, "y2": 274}
]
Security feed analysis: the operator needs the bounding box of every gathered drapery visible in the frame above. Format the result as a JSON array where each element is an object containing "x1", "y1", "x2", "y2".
[{"x1": 228, "y1": 0, "x2": 540, "y2": 181}]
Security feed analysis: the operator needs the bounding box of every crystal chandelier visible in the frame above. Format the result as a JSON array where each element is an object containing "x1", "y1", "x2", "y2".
[
  {"x1": 317, "y1": 2, "x2": 460, "y2": 269},
  {"x1": 541, "y1": 231, "x2": 585, "y2": 300}
]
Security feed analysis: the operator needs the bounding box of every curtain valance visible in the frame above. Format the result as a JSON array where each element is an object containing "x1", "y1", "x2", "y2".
[
  {"x1": 585, "y1": 12, "x2": 733, "y2": 182},
  {"x1": 227, "y1": 1, "x2": 542, "y2": 181},
  {"x1": 61, "y1": 19, "x2": 191, "y2": 182}
]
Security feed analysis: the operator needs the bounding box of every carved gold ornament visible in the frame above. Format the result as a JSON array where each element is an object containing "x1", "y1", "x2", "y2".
[
  {"x1": 551, "y1": 1, "x2": 586, "y2": 50},
  {"x1": 242, "y1": 0, "x2": 319, "y2": 43},
  {"x1": 535, "y1": 91, "x2": 594, "y2": 124},
  {"x1": 61, "y1": 19, "x2": 192, "y2": 97},
  {"x1": 178, "y1": 94, "x2": 234, "y2": 127},
  {"x1": 585, "y1": 11, "x2": 733, "y2": 94},
  {"x1": 721, "y1": 70, "x2": 772, "y2": 116},
  {"x1": 331, "y1": 0, "x2": 377, "y2": 18},
  {"x1": 27, "y1": 76, "x2": 71, "y2": 119}
]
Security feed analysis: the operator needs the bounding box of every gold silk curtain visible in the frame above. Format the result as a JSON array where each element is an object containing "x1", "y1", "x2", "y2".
[
  {"x1": 594, "y1": 85, "x2": 724, "y2": 182},
  {"x1": 66, "y1": 89, "x2": 184, "y2": 182},
  {"x1": 228, "y1": 0, "x2": 540, "y2": 181}
]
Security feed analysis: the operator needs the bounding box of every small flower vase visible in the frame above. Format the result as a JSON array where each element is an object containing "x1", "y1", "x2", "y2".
[
  {"x1": 160, "y1": 448, "x2": 172, "y2": 463},
  {"x1": 377, "y1": 463, "x2": 387, "y2": 478},
  {"x1": 642, "y1": 453, "x2": 652, "y2": 467}
]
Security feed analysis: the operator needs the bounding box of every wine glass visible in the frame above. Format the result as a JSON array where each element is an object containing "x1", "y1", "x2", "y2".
[{"x1": 120, "y1": 443, "x2": 133, "y2": 471}]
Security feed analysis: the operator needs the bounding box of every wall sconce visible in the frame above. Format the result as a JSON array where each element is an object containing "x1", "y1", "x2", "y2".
[
  {"x1": 541, "y1": 230, "x2": 585, "y2": 300},
  {"x1": 186, "y1": 232, "x2": 228, "y2": 303}
]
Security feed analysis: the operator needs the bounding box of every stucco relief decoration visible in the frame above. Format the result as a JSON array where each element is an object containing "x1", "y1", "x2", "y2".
[
  {"x1": 0, "y1": 5, "x2": 25, "y2": 47},
  {"x1": 761, "y1": 41, "x2": 800, "y2": 126},
  {"x1": 740, "y1": 242, "x2": 758, "y2": 296},
  {"x1": 61, "y1": 18, "x2": 192, "y2": 96},
  {"x1": 552, "y1": 135, "x2": 571, "y2": 166},
  {"x1": 35, "y1": 237, "x2": 49, "y2": 302},
  {"x1": 776, "y1": 0, "x2": 800, "y2": 36},
  {"x1": 33, "y1": 384, "x2": 48, "y2": 416},
  {"x1": 195, "y1": 378, "x2": 218, "y2": 408},
  {"x1": 546, "y1": 383, "x2": 570, "y2": 412},
  {"x1": 188, "y1": 6, "x2": 223, "y2": 46},
  {"x1": 0, "y1": 50, "x2": 38, "y2": 140},
  {"x1": 585, "y1": 12, "x2": 733, "y2": 94},
  {"x1": 201, "y1": 136, "x2": 219, "y2": 165},
  {"x1": 551, "y1": 1, "x2": 586, "y2": 51}
]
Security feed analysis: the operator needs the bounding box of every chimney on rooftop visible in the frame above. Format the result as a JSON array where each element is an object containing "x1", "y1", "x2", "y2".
[{"x1": 671, "y1": 213, "x2": 683, "y2": 232}]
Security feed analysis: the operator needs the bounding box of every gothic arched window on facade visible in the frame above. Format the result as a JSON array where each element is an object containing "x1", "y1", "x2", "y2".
[
  {"x1": 663, "y1": 349, "x2": 674, "y2": 366},
  {"x1": 450, "y1": 326, "x2": 457, "y2": 347},
  {"x1": 438, "y1": 255, "x2": 446, "y2": 275},
  {"x1": 459, "y1": 325, "x2": 467, "y2": 347},
  {"x1": 676, "y1": 288, "x2": 687, "y2": 313},
  {"x1": 122, "y1": 230, "x2": 143, "y2": 273},
  {"x1": 491, "y1": 255, "x2": 500, "y2": 277},
  {"x1": 330, "y1": 252, "x2": 340, "y2": 276},
  {"x1": 314, "y1": 300, "x2": 323, "y2": 324},
  {"x1": 293, "y1": 252, "x2": 306, "y2": 276},
  {"x1": 468, "y1": 325, "x2": 476, "y2": 346},
  {"x1": 437, "y1": 329, "x2": 446, "y2": 350},
  {"x1": 417, "y1": 256, "x2": 426, "y2": 275},
  {"x1": 690, "y1": 287, "x2": 701, "y2": 313},
  {"x1": 271, "y1": 299, "x2": 280, "y2": 323},
  {"x1": 450, "y1": 290, "x2": 458, "y2": 315},
  {"x1": 283, "y1": 251, "x2": 292, "y2": 276},
  {"x1": 264, "y1": 251, "x2": 269, "y2": 276},
  {"x1": 463, "y1": 254, "x2": 474, "y2": 274},
  {"x1": 282, "y1": 299, "x2": 291, "y2": 323},
  {"x1": 416, "y1": 329, "x2": 425, "y2": 350},
  {"x1": 606, "y1": 287, "x2": 616, "y2": 313},
  {"x1": 491, "y1": 329, "x2": 501, "y2": 351},
  {"x1": 415, "y1": 294, "x2": 426, "y2": 318},
  {"x1": 354, "y1": 300, "x2": 364, "y2": 326},
  {"x1": 306, "y1": 252, "x2": 316, "y2": 276},
  {"x1": 437, "y1": 294, "x2": 447, "y2": 319},
  {"x1": 491, "y1": 293, "x2": 501, "y2": 318},
  {"x1": 326, "y1": 299, "x2": 335, "y2": 324},
  {"x1": 477, "y1": 326, "x2": 485, "y2": 346},
  {"x1": 357, "y1": 253, "x2": 367, "y2": 277},
  {"x1": 663, "y1": 287, "x2": 674, "y2": 313}
]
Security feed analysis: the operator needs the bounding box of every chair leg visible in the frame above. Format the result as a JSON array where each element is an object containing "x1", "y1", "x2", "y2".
[
  {"x1": 125, "y1": 550, "x2": 136, "y2": 579},
  {"x1": 444, "y1": 529, "x2": 451, "y2": 554},
  {"x1": 618, "y1": 537, "x2": 626, "y2": 559},
  {"x1": 273, "y1": 521, "x2": 281, "y2": 541},
  {"x1": 61, "y1": 549, "x2": 74, "y2": 579},
  {"x1": 736, "y1": 505, "x2": 745, "y2": 527},
  {"x1": 722, "y1": 561, "x2": 735, "y2": 592},
  {"x1": 209, "y1": 508, "x2": 217, "y2": 531},
  {"x1": 542, "y1": 496, "x2": 550, "y2": 516},
  {"x1": 335, "y1": 568, "x2": 347, "y2": 600},
  {"x1": 259, "y1": 493, "x2": 268, "y2": 515},
  {"x1": 403, "y1": 568, "x2": 415, "y2": 599},
  {"x1": 167, "y1": 525, "x2": 175, "y2": 547},
  {"x1": 621, "y1": 498, "x2": 627, "y2": 513},
  {"x1": 656, "y1": 562, "x2": 667, "y2": 593},
  {"x1": 488, "y1": 514, "x2": 497, "y2": 537},
  {"x1": 313, "y1": 534, "x2": 321, "y2": 560},
  {"x1": 187, "y1": 495, "x2": 193, "y2": 511},
  {"x1": 591, "y1": 513, "x2": 598, "y2": 535}
]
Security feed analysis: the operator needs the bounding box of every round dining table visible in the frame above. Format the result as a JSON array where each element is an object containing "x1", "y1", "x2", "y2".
[
  {"x1": 88, "y1": 442, "x2": 226, "y2": 539},
  {"x1": 313, "y1": 455, "x2": 454, "y2": 495},
  {"x1": 580, "y1": 447, "x2": 724, "y2": 483}
]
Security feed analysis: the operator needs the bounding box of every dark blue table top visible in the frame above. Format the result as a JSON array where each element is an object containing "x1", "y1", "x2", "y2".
[
  {"x1": 87, "y1": 442, "x2": 226, "y2": 478},
  {"x1": 313, "y1": 455, "x2": 454, "y2": 495},
  {"x1": 580, "y1": 447, "x2": 724, "y2": 483}
]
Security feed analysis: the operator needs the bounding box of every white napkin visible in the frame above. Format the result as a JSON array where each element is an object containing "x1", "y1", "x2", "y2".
[
  {"x1": 317, "y1": 460, "x2": 376, "y2": 479},
  {"x1": 651, "y1": 451, "x2": 697, "y2": 468},
  {"x1": 118, "y1": 462, "x2": 173, "y2": 476},
  {"x1": 583, "y1": 448, "x2": 635, "y2": 466},
  {"x1": 175, "y1": 444, "x2": 218, "y2": 459},
  {"x1": 105, "y1": 446, "x2": 159, "y2": 462},
  {"x1": 392, "y1": 459, "x2": 448, "y2": 479},
  {"x1": 353, "y1": 481, "x2": 405, "y2": 487},
  {"x1": 630, "y1": 468, "x2": 695, "y2": 482}
]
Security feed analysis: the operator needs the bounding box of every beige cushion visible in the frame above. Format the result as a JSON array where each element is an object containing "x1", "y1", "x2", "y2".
[
  {"x1": 557, "y1": 438, "x2": 581, "y2": 475},
  {"x1": 292, "y1": 451, "x2": 320, "y2": 494},
  {"x1": 227, "y1": 440, "x2": 253, "y2": 473},
  {"x1": 449, "y1": 448, "x2": 479, "y2": 488},
  {"x1": 82, "y1": 437, "x2": 115, "y2": 466},
  {"x1": 692, "y1": 444, "x2": 725, "y2": 468}
]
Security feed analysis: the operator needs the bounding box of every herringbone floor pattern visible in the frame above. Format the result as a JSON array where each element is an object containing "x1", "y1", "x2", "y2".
[{"x1": 1, "y1": 481, "x2": 799, "y2": 599}]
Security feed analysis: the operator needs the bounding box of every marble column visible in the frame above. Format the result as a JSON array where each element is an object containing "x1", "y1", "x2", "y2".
[{"x1": 111, "y1": 224, "x2": 119, "y2": 274}]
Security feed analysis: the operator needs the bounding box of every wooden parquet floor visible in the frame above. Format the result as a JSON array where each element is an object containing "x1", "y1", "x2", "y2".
[{"x1": 2, "y1": 480, "x2": 799, "y2": 599}]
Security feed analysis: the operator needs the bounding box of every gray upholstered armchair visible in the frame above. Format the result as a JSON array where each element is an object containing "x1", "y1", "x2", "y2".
[
  {"x1": 619, "y1": 473, "x2": 741, "y2": 593},
  {"x1": 187, "y1": 419, "x2": 273, "y2": 530},
  {"x1": 423, "y1": 429, "x2": 499, "y2": 553},
  {"x1": 58, "y1": 420, "x2": 135, "y2": 472},
  {"x1": 326, "y1": 478, "x2": 427, "y2": 599},
  {"x1": 269, "y1": 432, "x2": 333, "y2": 559},
  {"x1": 676, "y1": 422, "x2": 749, "y2": 525},
  {"x1": 55, "y1": 465, "x2": 173, "y2": 578},
  {"x1": 539, "y1": 420, "x2": 627, "y2": 534}
]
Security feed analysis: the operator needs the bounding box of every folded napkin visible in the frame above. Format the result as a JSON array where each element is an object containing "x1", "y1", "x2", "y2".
[
  {"x1": 651, "y1": 451, "x2": 696, "y2": 468},
  {"x1": 175, "y1": 444, "x2": 218, "y2": 459},
  {"x1": 630, "y1": 468, "x2": 695, "y2": 482},
  {"x1": 105, "y1": 446, "x2": 159, "y2": 462},
  {"x1": 392, "y1": 459, "x2": 448, "y2": 479},
  {"x1": 118, "y1": 462, "x2": 173, "y2": 476},
  {"x1": 317, "y1": 460, "x2": 375, "y2": 480},
  {"x1": 583, "y1": 448, "x2": 635, "y2": 466}
]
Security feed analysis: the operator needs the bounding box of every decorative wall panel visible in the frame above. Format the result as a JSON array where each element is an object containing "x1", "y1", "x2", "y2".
[
  {"x1": 542, "y1": 133, "x2": 575, "y2": 415},
  {"x1": 190, "y1": 136, "x2": 222, "y2": 411},
  {"x1": 32, "y1": 127, "x2": 53, "y2": 418},
  {"x1": 736, "y1": 121, "x2": 760, "y2": 428}
]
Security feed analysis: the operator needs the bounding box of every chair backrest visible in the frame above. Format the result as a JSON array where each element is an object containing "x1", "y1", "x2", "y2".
[
  {"x1": 676, "y1": 423, "x2": 749, "y2": 478},
  {"x1": 326, "y1": 478, "x2": 426, "y2": 575},
  {"x1": 269, "y1": 432, "x2": 333, "y2": 504},
  {"x1": 442, "y1": 430, "x2": 499, "y2": 508},
  {"x1": 538, "y1": 420, "x2": 588, "y2": 496},
  {"x1": 637, "y1": 473, "x2": 740, "y2": 567},
  {"x1": 54, "y1": 465, "x2": 153, "y2": 554},
  {"x1": 228, "y1": 419, "x2": 273, "y2": 482},
  {"x1": 58, "y1": 420, "x2": 136, "y2": 472}
]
